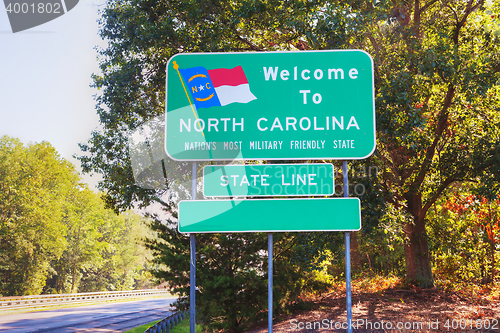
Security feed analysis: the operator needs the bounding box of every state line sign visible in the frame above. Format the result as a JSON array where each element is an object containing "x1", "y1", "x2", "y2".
[
  {"x1": 203, "y1": 163, "x2": 335, "y2": 197},
  {"x1": 165, "y1": 50, "x2": 375, "y2": 161}
]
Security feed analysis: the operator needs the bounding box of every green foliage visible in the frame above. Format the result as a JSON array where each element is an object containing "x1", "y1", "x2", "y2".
[
  {"x1": 0, "y1": 136, "x2": 77, "y2": 295},
  {"x1": 323, "y1": 0, "x2": 500, "y2": 286},
  {"x1": 428, "y1": 190, "x2": 500, "y2": 291},
  {"x1": 46, "y1": 202, "x2": 154, "y2": 294},
  {"x1": 316, "y1": 201, "x2": 406, "y2": 281},
  {"x1": 145, "y1": 211, "x2": 330, "y2": 332},
  {"x1": 146, "y1": 213, "x2": 267, "y2": 332},
  {"x1": 358, "y1": 203, "x2": 407, "y2": 276},
  {"x1": 0, "y1": 135, "x2": 154, "y2": 296},
  {"x1": 53, "y1": 188, "x2": 109, "y2": 293}
]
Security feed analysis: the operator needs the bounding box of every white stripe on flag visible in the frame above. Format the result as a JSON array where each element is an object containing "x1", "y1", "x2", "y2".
[{"x1": 215, "y1": 84, "x2": 257, "y2": 106}]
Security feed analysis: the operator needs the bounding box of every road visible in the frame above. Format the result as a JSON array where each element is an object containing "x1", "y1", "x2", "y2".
[{"x1": 0, "y1": 296, "x2": 177, "y2": 332}]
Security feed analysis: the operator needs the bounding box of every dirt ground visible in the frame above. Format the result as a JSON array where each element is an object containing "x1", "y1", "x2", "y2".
[{"x1": 245, "y1": 288, "x2": 500, "y2": 333}]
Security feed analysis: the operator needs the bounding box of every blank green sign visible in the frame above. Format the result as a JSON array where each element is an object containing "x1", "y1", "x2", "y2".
[
  {"x1": 178, "y1": 198, "x2": 361, "y2": 233},
  {"x1": 203, "y1": 163, "x2": 334, "y2": 197}
]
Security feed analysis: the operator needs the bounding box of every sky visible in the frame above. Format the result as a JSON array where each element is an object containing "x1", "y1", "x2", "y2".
[{"x1": 0, "y1": 0, "x2": 107, "y2": 190}]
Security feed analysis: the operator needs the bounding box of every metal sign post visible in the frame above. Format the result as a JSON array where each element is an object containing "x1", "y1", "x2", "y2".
[
  {"x1": 343, "y1": 160, "x2": 353, "y2": 333},
  {"x1": 190, "y1": 162, "x2": 197, "y2": 333},
  {"x1": 268, "y1": 233, "x2": 273, "y2": 333}
]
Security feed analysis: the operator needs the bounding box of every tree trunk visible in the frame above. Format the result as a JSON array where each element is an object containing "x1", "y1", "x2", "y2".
[
  {"x1": 404, "y1": 193, "x2": 434, "y2": 288},
  {"x1": 71, "y1": 264, "x2": 76, "y2": 293},
  {"x1": 489, "y1": 236, "x2": 495, "y2": 283},
  {"x1": 350, "y1": 231, "x2": 362, "y2": 273},
  {"x1": 488, "y1": 203, "x2": 496, "y2": 283}
]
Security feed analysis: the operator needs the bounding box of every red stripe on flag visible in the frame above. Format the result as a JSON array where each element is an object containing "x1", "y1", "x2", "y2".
[{"x1": 208, "y1": 66, "x2": 249, "y2": 87}]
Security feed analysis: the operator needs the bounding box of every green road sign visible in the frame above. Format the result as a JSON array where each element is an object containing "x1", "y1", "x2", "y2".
[
  {"x1": 178, "y1": 198, "x2": 361, "y2": 233},
  {"x1": 203, "y1": 163, "x2": 334, "y2": 197},
  {"x1": 165, "y1": 50, "x2": 375, "y2": 161}
]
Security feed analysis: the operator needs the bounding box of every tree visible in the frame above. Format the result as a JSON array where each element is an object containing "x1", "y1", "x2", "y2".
[
  {"x1": 303, "y1": 0, "x2": 500, "y2": 286},
  {"x1": 145, "y1": 208, "x2": 331, "y2": 331},
  {"x1": 64, "y1": 188, "x2": 107, "y2": 293},
  {"x1": 79, "y1": 1, "x2": 345, "y2": 330},
  {"x1": 80, "y1": 0, "x2": 500, "y2": 311},
  {"x1": 348, "y1": 0, "x2": 500, "y2": 286},
  {"x1": 48, "y1": 188, "x2": 110, "y2": 293},
  {"x1": 0, "y1": 136, "x2": 78, "y2": 295},
  {"x1": 428, "y1": 190, "x2": 500, "y2": 287},
  {"x1": 0, "y1": 136, "x2": 153, "y2": 296},
  {"x1": 78, "y1": 210, "x2": 154, "y2": 292},
  {"x1": 47, "y1": 190, "x2": 154, "y2": 294}
]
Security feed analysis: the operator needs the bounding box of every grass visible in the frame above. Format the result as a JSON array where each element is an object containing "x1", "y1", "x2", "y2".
[
  {"x1": 167, "y1": 317, "x2": 204, "y2": 333},
  {"x1": 124, "y1": 320, "x2": 161, "y2": 333},
  {"x1": 124, "y1": 316, "x2": 204, "y2": 333}
]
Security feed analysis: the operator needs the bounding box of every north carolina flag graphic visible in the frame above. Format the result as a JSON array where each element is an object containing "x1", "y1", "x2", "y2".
[{"x1": 179, "y1": 66, "x2": 257, "y2": 110}]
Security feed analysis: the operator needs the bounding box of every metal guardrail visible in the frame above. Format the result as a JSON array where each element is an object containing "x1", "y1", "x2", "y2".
[
  {"x1": 145, "y1": 311, "x2": 185, "y2": 333},
  {"x1": 0, "y1": 289, "x2": 171, "y2": 311}
]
